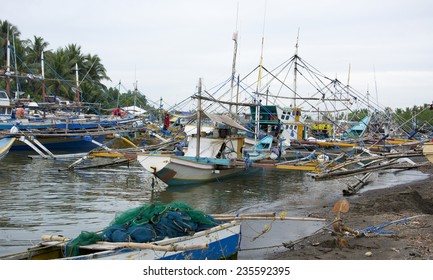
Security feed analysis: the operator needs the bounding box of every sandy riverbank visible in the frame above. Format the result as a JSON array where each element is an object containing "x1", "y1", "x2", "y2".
[{"x1": 270, "y1": 157, "x2": 433, "y2": 260}]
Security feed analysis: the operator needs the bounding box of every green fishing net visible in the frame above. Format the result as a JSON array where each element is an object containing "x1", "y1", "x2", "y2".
[{"x1": 65, "y1": 201, "x2": 220, "y2": 257}]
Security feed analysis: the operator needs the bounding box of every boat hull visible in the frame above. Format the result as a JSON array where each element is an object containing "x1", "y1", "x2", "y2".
[
  {"x1": 1, "y1": 221, "x2": 241, "y2": 260},
  {"x1": 137, "y1": 154, "x2": 247, "y2": 185},
  {"x1": 10, "y1": 135, "x2": 107, "y2": 153},
  {"x1": 0, "y1": 137, "x2": 15, "y2": 160}
]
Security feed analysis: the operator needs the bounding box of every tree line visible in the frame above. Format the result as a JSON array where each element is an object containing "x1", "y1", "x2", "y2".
[{"x1": 0, "y1": 19, "x2": 154, "y2": 114}]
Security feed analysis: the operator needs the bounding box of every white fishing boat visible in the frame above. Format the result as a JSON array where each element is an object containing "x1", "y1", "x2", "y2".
[
  {"x1": 137, "y1": 78, "x2": 256, "y2": 186},
  {"x1": 136, "y1": 135, "x2": 248, "y2": 186}
]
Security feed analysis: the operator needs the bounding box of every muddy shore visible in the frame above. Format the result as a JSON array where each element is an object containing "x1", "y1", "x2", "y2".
[{"x1": 270, "y1": 157, "x2": 433, "y2": 260}]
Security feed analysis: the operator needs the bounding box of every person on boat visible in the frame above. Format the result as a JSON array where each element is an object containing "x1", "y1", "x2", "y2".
[
  {"x1": 173, "y1": 143, "x2": 184, "y2": 156},
  {"x1": 16, "y1": 105, "x2": 25, "y2": 119},
  {"x1": 163, "y1": 112, "x2": 170, "y2": 130},
  {"x1": 113, "y1": 107, "x2": 121, "y2": 116}
]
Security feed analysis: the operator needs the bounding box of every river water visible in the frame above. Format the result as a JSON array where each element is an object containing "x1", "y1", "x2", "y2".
[{"x1": 0, "y1": 152, "x2": 428, "y2": 259}]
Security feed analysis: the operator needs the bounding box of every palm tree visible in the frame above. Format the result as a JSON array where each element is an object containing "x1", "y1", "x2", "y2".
[
  {"x1": 44, "y1": 48, "x2": 75, "y2": 99},
  {"x1": 0, "y1": 20, "x2": 21, "y2": 68},
  {"x1": 25, "y1": 36, "x2": 50, "y2": 66},
  {"x1": 81, "y1": 53, "x2": 110, "y2": 89}
]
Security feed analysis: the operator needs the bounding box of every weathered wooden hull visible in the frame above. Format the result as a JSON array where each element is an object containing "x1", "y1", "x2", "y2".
[{"x1": 1, "y1": 221, "x2": 241, "y2": 260}]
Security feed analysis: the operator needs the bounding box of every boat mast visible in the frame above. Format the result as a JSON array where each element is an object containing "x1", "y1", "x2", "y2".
[
  {"x1": 293, "y1": 28, "x2": 300, "y2": 108},
  {"x1": 133, "y1": 80, "x2": 138, "y2": 109},
  {"x1": 196, "y1": 78, "x2": 203, "y2": 158},
  {"x1": 5, "y1": 27, "x2": 11, "y2": 98},
  {"x1": 345, "y1": 64, "x2": 351, "y2": 123},
  {"x1": 255, "y1": 1, "x2": 267, "y2": 144},
  {"x1": 255, "y1": 35, "x2": 264, "y2": 144},
  {"x1": 41, "y1": 52, "x2": 46, "y2": 102},
  {"x1": 373, "y1": 64, "x2": 379, "y2": 104},
  {"x1": 235, "y1": 74, "x2": 240, "y2": 114},
  {"x1": 12, "y1": 31, "x2": 19, "y2": 100},
  {"x1": 75, "y1": 63, "x2": 81, "y2": 113},
  {"x1": 229, "y1": 2, "x2": 239, "y2": 116},
  {"x1": 116, "y1": 80, "x2": 121, "y2": 108},
  {"x1": 229, "y1": 31, "x2": 238, "y2": 116}
]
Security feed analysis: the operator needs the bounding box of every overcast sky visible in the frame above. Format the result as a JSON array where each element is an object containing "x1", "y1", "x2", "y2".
[{"x1": 3, "y1": 0, "x2": 433, "y2": 110}]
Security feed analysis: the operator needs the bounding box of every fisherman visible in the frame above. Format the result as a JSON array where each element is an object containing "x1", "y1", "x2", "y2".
[
  {"x1": 163, "y1": 112, "x2": 170, "y2": 130},
  {"x1": 173, "y1": 143, "x2": 184, "y2": 156},
  {"x1": 16, "y1": 105, "x2": 25, "y2": 119},
  {"x1": 113, "y1": 107, "x2": 121, "y2": 116}
]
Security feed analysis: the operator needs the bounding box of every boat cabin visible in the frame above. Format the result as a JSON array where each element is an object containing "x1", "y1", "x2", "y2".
[
  {"x1": 0, "y1": 89, "x2": 13, "y2": 119},
  {"x1": 249, "y1": 105, "x2": 305, "y2": 141}
]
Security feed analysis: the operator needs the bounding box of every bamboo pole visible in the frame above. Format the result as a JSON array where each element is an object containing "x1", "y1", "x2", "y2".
[
  {"x1": 211, "y1": 213, "x2": 276, "y2": 218},
  {"x1": 41, "y1": 235, "x2": 71, "y2": 242},
  {"x1": 96, "y1": 241, "x2": 208, "y2": 251},
  {"x1": 212, "y1": 213, "x2": 325, "y2": 222},
  {"x1": 325, "y1": 151, "x2": 422, "y2": 173},
  {"x1": 312, "y1": 161, "x2": 399, "y2": 180}
]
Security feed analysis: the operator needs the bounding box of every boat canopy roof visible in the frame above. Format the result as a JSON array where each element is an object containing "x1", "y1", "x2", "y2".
[{"x1": 204, "y1": 113, "x2": 252, "y2": 133}]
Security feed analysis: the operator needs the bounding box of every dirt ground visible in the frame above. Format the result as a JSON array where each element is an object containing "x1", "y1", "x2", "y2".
[{"x1": 270, "y1": 157, "x2": 433, "y2": 260}]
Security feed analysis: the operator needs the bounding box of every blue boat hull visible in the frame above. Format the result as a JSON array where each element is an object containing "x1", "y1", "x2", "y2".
[{"x1": 11, "y1": 135, "x2": 106, "y2": 153}]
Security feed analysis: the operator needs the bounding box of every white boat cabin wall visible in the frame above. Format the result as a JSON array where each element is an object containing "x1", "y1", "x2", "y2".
[
  {"x1": 0, "y1": 89, "x2": 13, "y2": 119},
  {"x1": 250, "y1": 105, "x2": 306, "y2": 145}
]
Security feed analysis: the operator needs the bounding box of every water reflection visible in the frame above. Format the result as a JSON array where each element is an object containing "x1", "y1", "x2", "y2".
[{"x1": 0, "y1": 153, "x2": 429, "y2": 258}]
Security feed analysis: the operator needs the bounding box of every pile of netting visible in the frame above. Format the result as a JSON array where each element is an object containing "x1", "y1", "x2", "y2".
[{"x1": 65, "y1": 201, "x2": 221, "y2": 257}]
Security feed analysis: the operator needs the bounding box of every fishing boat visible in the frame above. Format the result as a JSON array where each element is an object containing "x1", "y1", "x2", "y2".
[
  {"x1": 0, "y1": 221, "x2": 240, "y2": 260},
  {"x1": 137, "y1": 78, "x2": 258, "y2": 186},
  {"x1": 136, "y1": 135, "x2": 249, "y2": 186},
  {"x1": 0, "y1": 136, "x2": 15, "y2": 160},
  {"x1": 0, "y1": 202, "x2": 241, "y2": 260},
  {"x1": 0, "y1": 122, "x2": 140, "y2": 157}
]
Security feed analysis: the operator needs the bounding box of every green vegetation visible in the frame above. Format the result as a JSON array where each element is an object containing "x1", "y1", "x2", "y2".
[{"x1": 0, "y1": 19, "x2": 154, "y2": 114}]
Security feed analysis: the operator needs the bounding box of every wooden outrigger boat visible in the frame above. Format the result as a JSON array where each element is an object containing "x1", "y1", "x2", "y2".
[
  {"x1": 136, "y1": 136, "x2": 248, "y2": 186},
  {"x1": 0, "y1": 201, "x2": 242, "y2": 260},
  {"x1": 0, "y1": 221, "x2": 241, "y2": 260}
]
